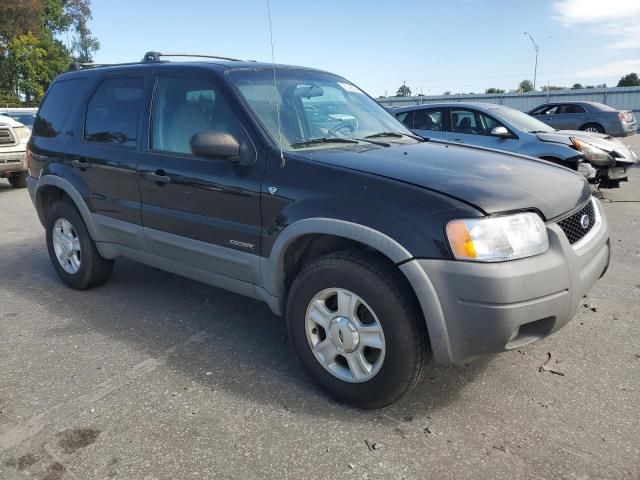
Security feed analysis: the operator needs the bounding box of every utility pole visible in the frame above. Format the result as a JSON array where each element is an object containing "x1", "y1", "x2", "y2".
[{"x1": 524, "y1": 32, "x2": 539, "y2": 92}]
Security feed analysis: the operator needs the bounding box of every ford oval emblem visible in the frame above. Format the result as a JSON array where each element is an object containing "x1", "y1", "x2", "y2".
[{"x1": 580, "y1": 214, "x2": 590, "y2": 229}]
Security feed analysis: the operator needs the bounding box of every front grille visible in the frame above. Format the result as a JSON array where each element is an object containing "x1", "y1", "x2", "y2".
[
  {"x1": 557, "y1": 201, "x2": 596, "y2": 245},
  {"x1": 0, "y1": 128, "x2": 15, "y2": 145}
]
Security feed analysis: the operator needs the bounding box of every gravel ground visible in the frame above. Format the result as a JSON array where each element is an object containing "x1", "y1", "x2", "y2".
[{"x1": 1, "y1": 137, "x2": 639, "y2": 480}]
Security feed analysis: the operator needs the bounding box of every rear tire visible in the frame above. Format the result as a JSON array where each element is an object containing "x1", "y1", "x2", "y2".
[
  {"x1": 8, "y1": 172, "x2": 27, "y2": 188},
  {"x1": 580, "y1": 123, "x2": 604, "y2": 134},
  {"x1": 286, "y1": 250, "x2": 429, "y2": 409},
  {"x1": 45, "y1": 200, "x2": 114, "y2": 289}
]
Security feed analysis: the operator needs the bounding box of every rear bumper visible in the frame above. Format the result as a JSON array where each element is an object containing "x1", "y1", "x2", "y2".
[{"x1": 401, "y1": 198, "x2": 610, "y2": 365}]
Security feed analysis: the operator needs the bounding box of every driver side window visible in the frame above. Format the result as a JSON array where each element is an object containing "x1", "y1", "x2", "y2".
[
  {"x1": 450, "y1": 109, "x2": 505, "y2": 136},
  {"x1": 151, "y1": 76, "x2": 240, "y2": 155}
]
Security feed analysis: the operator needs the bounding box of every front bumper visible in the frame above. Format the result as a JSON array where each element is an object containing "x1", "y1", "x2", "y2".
[
  {"x1": 401, "y1": 199, "x2": 610, "y2": 365},
  {"x1": 0, "y1": 150, "x2": 26, "y2": 175}
]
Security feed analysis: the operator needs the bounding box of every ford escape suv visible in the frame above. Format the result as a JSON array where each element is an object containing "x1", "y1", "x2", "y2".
[{"x1": 27, "y1": 52, "x2": 610, "y2": 408}]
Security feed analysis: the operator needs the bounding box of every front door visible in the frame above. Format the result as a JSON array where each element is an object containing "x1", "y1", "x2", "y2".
[
  {"x1": 446, "y1": 108, "x2": 520, "y2": 153},
  {"x1": 137, "y1": 74, "x2": 263, "y2": 284}
]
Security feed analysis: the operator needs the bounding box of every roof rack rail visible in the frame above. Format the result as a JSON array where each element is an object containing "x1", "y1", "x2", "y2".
[
  {"x1": 141, "y1": 51, "x2": 243, "y2": 63},
  {"x1": 68, "y1": 62, "x2": 117, "y2": 71}
]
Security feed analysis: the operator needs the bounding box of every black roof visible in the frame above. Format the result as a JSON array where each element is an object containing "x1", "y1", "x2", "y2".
[{"x1": 60, "y1": 51, "x2": 328, "y2": 80}]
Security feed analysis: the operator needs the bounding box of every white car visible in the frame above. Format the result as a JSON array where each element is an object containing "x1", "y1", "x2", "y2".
[{"x1": 0, "y1": 115, "x2": 30, "y2": 188}]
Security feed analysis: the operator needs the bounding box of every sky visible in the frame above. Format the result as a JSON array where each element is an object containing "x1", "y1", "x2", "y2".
[{"x1": 86, "y1": 0, "x2": 640, "y2": 97}]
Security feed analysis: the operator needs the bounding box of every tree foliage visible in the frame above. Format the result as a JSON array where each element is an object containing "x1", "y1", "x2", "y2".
[
  {"x1": 396, "y1": 84, "x2": 412, "y2": 97},
  {"x1": 571, "y1": 83, "x2": 583, "y2": 90},
  {"x1": 485, "y1": 88, "x2": 505, "y2": 94},
  {"x1": 617, "y1": 73, "x2": 640, "y2": 87},
  {"x1": 0, "y1": 0, "x2": 99, "y2": 106},
  {"x1": 518, "y1": 80, "x2": 534, "y2": 93}
]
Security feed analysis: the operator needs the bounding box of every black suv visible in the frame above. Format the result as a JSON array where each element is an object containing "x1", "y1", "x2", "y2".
[{"x1": 27, "y1": 52, "x2": 610, "y2": 408}]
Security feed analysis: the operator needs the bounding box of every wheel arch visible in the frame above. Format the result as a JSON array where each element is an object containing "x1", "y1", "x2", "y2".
[
  {"x1": 35, "y1": 175, "x2": 98, "y2": 240},
  {"x1": 260, "y1": 218, "x2": 413, "y2": 300}
]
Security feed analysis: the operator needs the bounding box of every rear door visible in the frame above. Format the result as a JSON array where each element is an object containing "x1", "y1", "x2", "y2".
[
  {"x1": 554, "y1": 104, "x2": 587, "y2": 130},
  {"x1": 66, "y1": 74, "x2": 148, "y2": 248},
  {"x1": 137, "y1": 72, "x2": 263, "y2": 284}
]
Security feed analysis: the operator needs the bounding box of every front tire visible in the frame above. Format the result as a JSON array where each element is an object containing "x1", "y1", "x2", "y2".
[
  {"x1": 286, "y1": 250, "x2": 429, "y2": 409},
  {"x1": 8, "y1": 171, "x2": 27, "y2": 188},
  {"x1": 45, "y1": 200, "x2": 114, "y2": 289}
]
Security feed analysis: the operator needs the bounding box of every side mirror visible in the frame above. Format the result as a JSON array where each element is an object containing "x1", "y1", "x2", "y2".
[
  {"x1": 491, "y1": 126, "x2": 511, "y2": 138},
  {"x1": 190, "y1": 131, "x2": 243, "y2": 162}
]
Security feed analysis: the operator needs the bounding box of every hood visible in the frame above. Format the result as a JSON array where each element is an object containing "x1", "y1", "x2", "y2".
[
  {"x1": 302, "y1": 141, "x2": 591, "y2": 220},
  {"x1": 537, "y1": 130, "x2": 637, "y2": 163},
  {"x1": 0, "y1": 115, "x2": 23, "y2": 128}
]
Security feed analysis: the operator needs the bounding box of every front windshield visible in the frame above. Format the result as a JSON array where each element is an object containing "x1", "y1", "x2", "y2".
[
  {"x1": 489, "y1": 106, "x2": 555, "y2": 133},
  {"x1": 228, "y1": 68, "x2": 417, "y2": 150}
]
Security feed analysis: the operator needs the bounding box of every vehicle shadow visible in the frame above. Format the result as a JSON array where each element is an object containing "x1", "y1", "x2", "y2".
[
  {"x1": 0, "y1": 179, "x2": 15, "y2": 194},
  {"x1": 0, "y1": 234, "x2": 489, "y2": 421}
]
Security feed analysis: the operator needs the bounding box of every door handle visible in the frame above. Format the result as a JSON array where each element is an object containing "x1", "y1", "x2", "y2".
[
  {"x1": 146, "y1": 169, "x2": 171, "y2": 185},
  {"x1": 70, "y1": 158, "x2": 91, "y2": 170}
]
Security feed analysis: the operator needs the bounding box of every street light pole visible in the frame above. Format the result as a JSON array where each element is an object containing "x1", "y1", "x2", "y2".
[{"x1": 523, "y1": 32, "x2": 539, "y2": 91}]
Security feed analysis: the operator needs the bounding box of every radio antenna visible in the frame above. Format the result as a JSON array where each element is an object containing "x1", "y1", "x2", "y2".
[{"x1": 266, "y1": 0, "x2": 285, "y2": 167}]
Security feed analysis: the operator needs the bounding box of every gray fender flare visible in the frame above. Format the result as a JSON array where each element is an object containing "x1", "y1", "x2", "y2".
[
  {"x1": 35, "y1": 175, "x2": 99, "y2": 240},
  {"x1": 260, "y1": 217, "x2": 452, "y2": 362},
  {"x1": 259, "y1": 218, "x2": 412, "y2": 297}
]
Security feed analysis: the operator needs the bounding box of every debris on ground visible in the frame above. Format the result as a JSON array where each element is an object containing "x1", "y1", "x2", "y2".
[
  {"x1": 492, "y1": 445, "x2": 507, "y2": 453},
  {"x1": 424, "y1": 426, "x2": 432, "y2": 434},
  {"x1": 583, "y1": 303, "x2": 598, "y2": 312},
  {"x1": 348, "y1": 464, "x2": 355, "y2": 469},
  {"x1": 402, "y1": 415, "x2": 413, "y2": 422},
  {"x1": 539, "y1": 352, "x2": 565, "y2": 376},
  {"x1": 364, "y1": 440, "x2": 382, "y2": 451}
]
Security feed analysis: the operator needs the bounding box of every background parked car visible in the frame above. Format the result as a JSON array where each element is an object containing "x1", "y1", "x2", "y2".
[
  {"x1": 528, "y1": 101, "x2": 636, "y2": 137},
  {"x1": 0, "y1": 109, "x2": 38, "y2": 132},
  {"x1": 0, "y1": 114, "x2": 30, "y2": 188},
  {"x1": 394, "y1": 102, "x2": 637, "y2": 188}
]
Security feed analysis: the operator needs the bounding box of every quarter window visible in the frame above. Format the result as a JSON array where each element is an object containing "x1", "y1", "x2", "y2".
[
  {"x1": 33, "y1": 79, "x2": 88, "y2": 138},
  {"x1": 84, "y1": 77, "x2": 144, "y2": 147},
  {"x1": 151, "y1": 76, "x2": 240, "y2": 155}
]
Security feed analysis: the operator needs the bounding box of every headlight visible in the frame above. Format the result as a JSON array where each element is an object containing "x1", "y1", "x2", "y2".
[
  {"x1": 13, "y1": 126, "x2": 31, "y2": 143},
  {"x1": 446, "y1": 212, "x2": 548, "y2": 262},
  {"x1": 571, "y1": 137, "x2": 612, "y2": 165}
]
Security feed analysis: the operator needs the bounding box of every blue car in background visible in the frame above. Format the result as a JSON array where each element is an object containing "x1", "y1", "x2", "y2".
[{"x1": 394, "y1": 102, "x2": 637, "y2": 188}]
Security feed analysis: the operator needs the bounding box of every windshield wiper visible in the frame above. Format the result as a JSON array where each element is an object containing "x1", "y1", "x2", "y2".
[
  {"x1": 290, "y1": 137, "x2": 360, "y2": 149},
  {"x1": 365, "y1": 131, "x2": 425, "y2": 142}
]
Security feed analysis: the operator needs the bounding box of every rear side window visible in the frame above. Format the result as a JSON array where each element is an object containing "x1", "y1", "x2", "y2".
[
  {"x1": 559, "y1": 104, "x2": 585, "y2": 114},
  {"x1": 33, "y1": 79, "x2": 88, "y2": 138},
  {"x1": 84, "y1": 77, "x2": 145, "y2": 147},
  {"x1": 414, "y1": 109, "x2": 444, "y2": 131},
  {"x1": 396, "y1": 111, "x2": 414, "y2": 128}
]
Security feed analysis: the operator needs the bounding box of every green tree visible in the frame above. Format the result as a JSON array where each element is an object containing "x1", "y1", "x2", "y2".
[
  {"x1": 617, "y1": 73, "x2": 640, "y2": 87},
  {"x1": 541, "y1": 85, "x2": 564, "y2": 91},
  {"x1": 395, "y1": 84, "x2": 412, "y2": 97},
  {"x1": 0, "y1": 0, "x2": 98, "y2": 105},
  {"x1": 485, "y1": 87, "x2": 505, "y2": 94},
  {"x1": 518, "y1": 80, "x2": 534, "y2": 93},
  {"x1": 571, "y1": 83, "x2": 583, "y2": 90},
  {"x1": 4, "y1": 33, "x2": 49, "y2": 104}
]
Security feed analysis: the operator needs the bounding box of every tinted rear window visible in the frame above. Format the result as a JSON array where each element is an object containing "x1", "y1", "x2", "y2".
[
  {"x1": 33, "y1": 79, "x2": 88, "y2": 138},
  {"x1": 84, "y1": 77, "x2": 145, "y2": 147}
]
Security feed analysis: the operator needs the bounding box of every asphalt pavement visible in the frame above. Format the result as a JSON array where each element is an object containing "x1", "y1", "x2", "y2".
[{"x1": 1, "y1": 137, "x2": 639, "y2": 479}]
